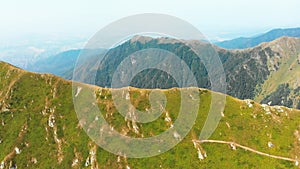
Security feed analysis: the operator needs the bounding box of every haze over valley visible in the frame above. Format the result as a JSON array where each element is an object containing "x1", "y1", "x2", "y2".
[{"x1": 1, "y1": 0, "x2": 300, "y2": 168}]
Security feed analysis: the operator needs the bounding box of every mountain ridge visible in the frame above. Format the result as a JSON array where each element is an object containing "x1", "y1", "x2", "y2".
[
  {"x1": 14, "y1": 35, "x2": 300, "y2": 109},
  {"x1": 83, "y1": 35, "x2": 299, "y2": 108},
  {"x1": 215, "y1": 27, "x2": 300, "y2": 49},
  {"x1": 1, "y1": 61, "x2": 300, "y2": 168}
]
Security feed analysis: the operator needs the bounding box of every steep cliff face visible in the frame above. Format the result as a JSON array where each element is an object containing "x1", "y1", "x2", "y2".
[{"x1": 1, "y1": 62, "x2": 300, "y2": 168}]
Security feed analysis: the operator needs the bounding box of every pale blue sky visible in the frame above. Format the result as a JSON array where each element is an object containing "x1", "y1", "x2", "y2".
[{"x1": 0, "y1": 0, "x2": 300, "y2": 41}]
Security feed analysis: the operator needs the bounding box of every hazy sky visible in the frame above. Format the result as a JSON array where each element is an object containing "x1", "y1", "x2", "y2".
[{"x1": 1, "y1": 0, "x2": 300, "y2": 40}]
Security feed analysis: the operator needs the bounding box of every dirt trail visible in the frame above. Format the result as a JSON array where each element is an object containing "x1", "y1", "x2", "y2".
[
  {"x1": 0, "y1": 72, "x2": 25, "y2": 103},
  {"x1": 2, "y1": 123, "x2": 28, "y2": 163},
  {"x1": 193, "y1": 139, "x2": 298, "y2": 163}
]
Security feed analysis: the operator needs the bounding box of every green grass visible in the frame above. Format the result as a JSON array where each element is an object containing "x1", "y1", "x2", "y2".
[
  {"x1": 255, "y1": 38, "x2": 300, "y2": 103},
  {"x1": 1, "y1": 61, "x2": 300, "y2": 168}
]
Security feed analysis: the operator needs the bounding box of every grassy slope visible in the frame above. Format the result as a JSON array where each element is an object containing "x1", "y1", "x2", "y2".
[
  {"x1": 1, "y1": 61, "x2": 300, "y2": 168},
  {"x1": 254, "y1": 37, "x2": 300, "y2": 106}
]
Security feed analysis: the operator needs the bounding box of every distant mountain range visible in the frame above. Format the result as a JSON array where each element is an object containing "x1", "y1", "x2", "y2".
[
  {"x1": 27, "y1": 49, "x2": 104, "y2": 77},
  {"x1": 71, "y1": 35, "x2": 300, "y2": 109},
  {"x1": 24, "y1": 28, "x2": 300, "y2": 109},
  {"x1": 0, "y1": 36, "x2": 87, "y2": 70},
  {"x1": 27, "y1": 49, "x2": 81, "y2": 76},
  {"x1": 215, "y1": 27, "x2": 300, "y2": 49},
  {"x1": 1, "y1": 61, "x2": 300, "y2": 168}
]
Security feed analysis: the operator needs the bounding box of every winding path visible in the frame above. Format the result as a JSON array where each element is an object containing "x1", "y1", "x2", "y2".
[{"x1": 193, "y1": 139, "x2": 298, "y2": 163}]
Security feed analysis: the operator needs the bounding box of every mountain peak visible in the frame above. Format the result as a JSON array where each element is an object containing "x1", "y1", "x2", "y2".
[
  {"x1": 264, "y1": 36, "x2": 300, "y2": 46},
  {"x1": 130, "y1": 35, "x2": 154, "y2": 44},
  {"x1": 130, "y1": 35, "x2": 184, "y2": 44},
  {"x1": 129, "y1": 35, "x2": 213, "y2": 50}
]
